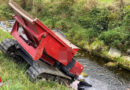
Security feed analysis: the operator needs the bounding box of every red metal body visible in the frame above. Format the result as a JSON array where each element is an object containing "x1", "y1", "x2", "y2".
[{"x1": 9, "y1": 1, "x2": 84, "y2": 76}]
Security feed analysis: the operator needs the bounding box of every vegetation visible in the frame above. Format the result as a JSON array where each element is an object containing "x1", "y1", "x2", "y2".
[{"x1": 0, "y1": 30, "x2": 70, "y2": 90}]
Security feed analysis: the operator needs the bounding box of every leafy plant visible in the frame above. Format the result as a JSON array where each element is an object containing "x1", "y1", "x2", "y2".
[{"x1": 98, "y1": 28, "x2": 130, "y2": 51}]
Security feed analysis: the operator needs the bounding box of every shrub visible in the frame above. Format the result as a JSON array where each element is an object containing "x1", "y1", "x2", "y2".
[
  {"x1": 43, "y1": 19, "x2": 54, "y2": 29},
  {"x1": 98, "y1": 28, "x2": 130, "y2": 51},
  {"x1": 0, "y1": 3, "x2": 13, "y2": 20},
  {"x1": 77, "y1": 13, "x2": 93, "y2": 29},
  {"x1": 122, "y1": 5, "x2": 130, "y2": 30},
  {"x1": 65, "y1": 24, "x2": 87, "y2": 48},
  {"x1": 108, "y1": 12, "x2": 123, "y2": 30},
  {"x1": 55, "y1": 19, "x2": 72, "y2": 31},
  {"x1": 54, "y1": 0, "x2": 75, "y2": 17},
  {"x1": 77, "y1": 8, "x2": 110, "y2": 32},
  {"x1": 85, "y1": 28, "x2": 99, "y2": 42},
  {"x1": 90, "y1": 8, "x2": 110, "y2": 32}
]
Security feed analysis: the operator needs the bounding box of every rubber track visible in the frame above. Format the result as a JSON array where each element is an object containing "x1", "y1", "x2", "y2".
[
  {"x1": 0, "y1": 39, "x2": 16, "y2": 55},
  {"x1": 26, "y1": 66, "x2": 72, "y2": 85}
]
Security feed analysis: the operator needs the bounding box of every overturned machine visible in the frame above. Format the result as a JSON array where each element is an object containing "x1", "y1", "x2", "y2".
[{"x1": 0, "y1": 0, "x2": 84, "y2": 85}]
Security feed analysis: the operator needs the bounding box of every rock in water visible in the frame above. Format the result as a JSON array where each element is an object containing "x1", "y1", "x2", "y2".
[
  {"x1": 108, "y1": 48, "x2": 121, "y2": 58},
  {"x1": 105, "y1": 62, "x2": 118, "y2": 68}
]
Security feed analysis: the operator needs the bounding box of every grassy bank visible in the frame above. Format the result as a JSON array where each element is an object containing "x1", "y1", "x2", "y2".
[
  {"x1": 85, "y1": 39, "x2": 130, "y2": 70},
  {"x1": 0, "y1": 30, "x2": 70, "y2": 90}
]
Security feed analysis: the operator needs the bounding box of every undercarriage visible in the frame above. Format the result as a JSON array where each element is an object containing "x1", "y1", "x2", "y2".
[{"x1": 0, "y1": 39, "x2": 72, "y2": 85}]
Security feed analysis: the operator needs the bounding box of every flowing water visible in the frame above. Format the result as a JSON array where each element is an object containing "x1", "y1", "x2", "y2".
[
  {"x1": 77, "y1": 54, "x2": 130, "y2": 90},
  {"x1": 0, "y1": 20, "x2": 15, "y2": 32},
  {"x1": 0, "y1": 20, "x2": 130, "y2": 90}
]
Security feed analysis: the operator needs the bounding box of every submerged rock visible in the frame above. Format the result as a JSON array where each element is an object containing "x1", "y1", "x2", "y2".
[
  {"x1": 105, "y1": 62, "x2": 118, "y2": 68},
  {"x1": 108, "y1": 48, "x2": 121, "y2": 58}
]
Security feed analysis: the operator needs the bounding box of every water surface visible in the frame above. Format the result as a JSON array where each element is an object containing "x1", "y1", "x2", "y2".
[{"x1": 77, "y1": 55, "x2": 130, "y2": 90}]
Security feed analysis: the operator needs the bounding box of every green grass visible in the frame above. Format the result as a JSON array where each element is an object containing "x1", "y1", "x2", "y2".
[{"x1": 0, "y1": 30, "x2": 71, "y2": 90}]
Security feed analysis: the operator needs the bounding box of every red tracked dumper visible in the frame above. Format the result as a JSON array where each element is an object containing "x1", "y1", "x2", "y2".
[{"x1": 0, "y1": 0, "x2": 84, "y2": 85}]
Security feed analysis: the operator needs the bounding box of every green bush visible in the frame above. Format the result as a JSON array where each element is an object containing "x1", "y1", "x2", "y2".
[
  {"x1": 108, "y1": 11, "x2": 123, "y2": 30},
  {"x1": 122, "y1": 5, "x2": 130, "y2": 30},
  {"x1": 98, "y1": 28, "x2": 130, "y2": 51},
  {"x1": 55, "y1": 19, "x2": 72, "y2": 31},
  {"x1": 43, "y1": 19, "x2": 54, "y2": 29},
  {"x1": 0, "y1": 3, "x2": 13, "y2": 20},
  {"x1": 66, "y1": 24, "x2": 87, "y2": 48},
  {"x1": 85, "y1": 28, "x2": 99, "y2": 42},
  {"x1": 77, "y1": 8, "x2": 110, "y2": 32},
  {"x1": 55, "y1": 0, "x2": 75, "y2": 17}
]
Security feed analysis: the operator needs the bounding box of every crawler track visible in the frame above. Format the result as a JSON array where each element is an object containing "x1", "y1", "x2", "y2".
[
  {"x1": 0, "y1": 39, "x2": 73, "y2": 85},
  {"x1": 0, "y1": 39, "x2": 17, "y2": 56},
  {"x1": 26, "y1": 65, "x2": 72, "y2": 85}
]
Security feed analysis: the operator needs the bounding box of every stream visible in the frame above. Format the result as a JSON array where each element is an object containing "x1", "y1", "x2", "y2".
[
  {"x1": 76, "y1": 54, "x2": 130, "y2": 90},
  {"x1": 0, "y1": 20, "x2": 130, "y2": 90}
]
